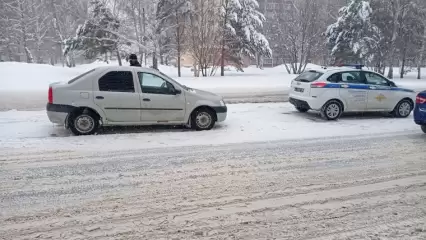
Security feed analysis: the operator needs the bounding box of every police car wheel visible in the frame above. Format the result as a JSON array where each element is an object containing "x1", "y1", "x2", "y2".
[
  {"x1": 421, "y1": 125, "x2": 426, "y2": 134},
  {"x1": 392, "y1": 99, "x2": 412, "y2": 118},
  {"x1": 321, "y1": 100, "x2": 343, "y2": 120},
  {"x1": 296, "y1": 107, "x2": 309, "y2": 113}
]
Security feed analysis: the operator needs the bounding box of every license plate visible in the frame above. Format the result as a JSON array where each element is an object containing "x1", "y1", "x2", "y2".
[{"x1": 294, "y1": 87, "x2": 304, "y2": 93}]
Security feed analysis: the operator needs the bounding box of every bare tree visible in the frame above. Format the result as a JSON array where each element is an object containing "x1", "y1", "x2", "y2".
[{"x1": 188, "y1": 0, "x2": 221, "y2": 77}]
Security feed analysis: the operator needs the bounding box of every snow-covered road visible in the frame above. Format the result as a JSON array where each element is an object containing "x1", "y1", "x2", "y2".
[{"x1": 1, "y1": 133, "x2": 425, "y2": 239}]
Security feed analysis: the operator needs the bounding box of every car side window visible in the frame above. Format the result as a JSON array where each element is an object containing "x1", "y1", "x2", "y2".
[
  {"x1": 138, "y1": 72, "x2": 175, "y2": 95},
  {"x1": 327, "y1": 72, "x2": 364, "y2": 84},
  {"x1": 364, "y1": 72, "x2": 390, "y2": 86},
  {"x1": 98, "y1": 71, "x2": 135, "y2": 92}
]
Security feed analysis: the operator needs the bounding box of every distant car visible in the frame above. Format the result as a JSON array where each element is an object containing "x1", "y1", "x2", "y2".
[
  {"x1": 289, "y1": 67, "x2": 416, "y2": 120},
  {"x1": 414, "y1": 91, "x2": 426, "y2": 133},
  {"x1": 46, "y1": 66, "x2": 227, "y2": 135}
]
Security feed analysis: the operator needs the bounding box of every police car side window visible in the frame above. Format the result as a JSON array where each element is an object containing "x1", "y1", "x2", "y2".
[
  {"x1": 364, "y1": 72, "x2": 389, "y2": 86},
  {"x1": 328, "y1": 72, "x2": 364, "y2": 84},
  {"x1": 341, "y1": 72, "x2": 364, "y2": 84}
]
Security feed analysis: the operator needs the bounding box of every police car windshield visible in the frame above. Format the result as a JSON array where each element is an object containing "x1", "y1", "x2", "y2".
[{"x1": 294, "y1": 71, "x2": 323, "y2": 83}]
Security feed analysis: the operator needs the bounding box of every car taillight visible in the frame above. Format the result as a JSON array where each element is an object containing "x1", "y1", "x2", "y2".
[
  {"x1": 311, "y1": 82, "x2": 327, "y2": 88},
  {"x1": 48, "y1": 87, "x2": 53, "y2": 104},
  {"x1": 416, "y1": 95, "x2": 426, "y2": 104}
]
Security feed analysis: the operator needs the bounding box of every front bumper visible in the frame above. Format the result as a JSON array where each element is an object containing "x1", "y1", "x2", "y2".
[{"x1": 213, "y1": 106, "x2": 227, "y2": 122}]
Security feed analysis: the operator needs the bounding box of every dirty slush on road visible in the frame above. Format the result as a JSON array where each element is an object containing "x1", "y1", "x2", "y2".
[{"x1": 1, "y1": 134, "x2": 426, "y2": 240}]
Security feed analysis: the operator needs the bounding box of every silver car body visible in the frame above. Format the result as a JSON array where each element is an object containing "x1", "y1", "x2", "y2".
[{"x1": 46, "y1": 66, "x2": 227, "y2": 127}]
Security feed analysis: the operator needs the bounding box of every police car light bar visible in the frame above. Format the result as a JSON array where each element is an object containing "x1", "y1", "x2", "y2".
[{"x1": 336, "y1": 64, "x2": 365, "y2": 69}]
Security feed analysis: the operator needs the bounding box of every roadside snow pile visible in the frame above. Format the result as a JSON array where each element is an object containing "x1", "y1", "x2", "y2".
[{"x1": 0, "y1": 103, "x2": 419, "y2": 150}]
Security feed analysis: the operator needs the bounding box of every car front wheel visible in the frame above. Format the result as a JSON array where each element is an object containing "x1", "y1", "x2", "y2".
[
  {"x1": 320, "y1": 100, "x2": 343, "y2": 120},
  {"x1": 191, "y1": 108, "x2": 216, "y2": 131},
  {"x1": 69, "y1": 112, "x2": 99, "y2": 136},
  {"x1": 421, "y1": 125, "x2": 426, "y2": 134}
]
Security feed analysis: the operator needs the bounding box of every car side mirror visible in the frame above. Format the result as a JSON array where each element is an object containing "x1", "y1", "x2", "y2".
[
  {"x1": 389, "y1": 81, "x2": 396, "y2": 87},
  {"x1": 174, "y1": 89, "x2": 182, "y2": 95}
]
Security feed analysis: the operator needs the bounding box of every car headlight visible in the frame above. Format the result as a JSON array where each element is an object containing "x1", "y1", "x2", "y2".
[{"x1": 220, "y1": 100, "x2": 226, "y2": 106}]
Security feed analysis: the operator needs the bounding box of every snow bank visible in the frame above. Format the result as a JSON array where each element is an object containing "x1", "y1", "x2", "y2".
[
  {"x1": 0, "y1": 103, "x2": 420, "y2": 151},
  {"x1": 0, "y1": 62, "x2": 83, "y2": 91}
]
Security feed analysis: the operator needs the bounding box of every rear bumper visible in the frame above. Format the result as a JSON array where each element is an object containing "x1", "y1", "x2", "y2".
[
  {"x1": 288, "y1": 94, "x2": 324, "y2": 110},
  {"x1": 414, "y1": 105, "x2": 426, "y2": 125},
  {"x1": 289, "y1": 97, "x2": 311, "y2": 110},
  {"x1": 46, "y1": 103, "x2": 76, "y2": 125}
]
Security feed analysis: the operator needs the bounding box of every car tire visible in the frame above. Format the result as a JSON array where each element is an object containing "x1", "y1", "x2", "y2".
[
  {"x1": 320, "y1": 100, "x2": 343, "y2": 120},
  {"x1": 191, "y1": 108, "x2": 216, "y2": 131},
  {"x1": 69, "y1": 111, "x2": 99, "y2": 136},
  {"x1": 421, "y1": 125, "x2": 426, "y2": 134},
  {"x1": 296, "y1": 107, "x2": 309, "y2": 113},
  {"x1": 392, "y1": 99, "x2": 413, "y2": 118}
]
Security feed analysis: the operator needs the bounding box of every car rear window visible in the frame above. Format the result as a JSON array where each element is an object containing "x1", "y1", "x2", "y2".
[
  {"x1": 294, "y1": 71, "x2": 324, "y2": 82},
  {"x1": 68, "y1": 69, "x2": 96, "y2": 84}
]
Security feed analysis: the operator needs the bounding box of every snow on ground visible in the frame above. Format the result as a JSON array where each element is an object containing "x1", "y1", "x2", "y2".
[
  {"x1": 1, "y1": 128, "x2": 425, "y2": 239},
  {"x1": 0, "y1": 103, "x2": 420, "y2": 151}
]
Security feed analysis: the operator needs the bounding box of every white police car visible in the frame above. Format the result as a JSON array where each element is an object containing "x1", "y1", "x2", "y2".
[{"x1": 289, "y1": 65, "x2": 416, "y2": 120}]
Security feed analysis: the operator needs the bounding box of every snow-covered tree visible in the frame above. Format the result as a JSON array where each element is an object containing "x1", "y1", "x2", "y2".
[
  {"x1": 65, "y1": 0, "x2": 120, "y2": 62},
  {"x1": 326, "y1": 0, "x2": 381, "y2": 65},
  {"x1": 219, "y1": 0, "x2": 271, "y2": 75}
]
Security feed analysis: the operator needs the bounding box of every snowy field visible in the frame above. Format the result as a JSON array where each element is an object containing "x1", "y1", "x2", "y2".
[{"x1": 1, "y1": 61, "x2": 426, "y2": 110}]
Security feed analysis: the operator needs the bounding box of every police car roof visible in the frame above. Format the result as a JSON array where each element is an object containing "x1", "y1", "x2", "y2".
[{"x1": 304, "y1": 66, "x2": 362, "y2": 74}]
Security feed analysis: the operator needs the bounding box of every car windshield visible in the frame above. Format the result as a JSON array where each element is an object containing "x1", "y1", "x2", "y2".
[
  {"x1": 294, "y1": 71, "x2": 324, "y2": 82},
  {"x1": 156, "y1": 70, "x2": 191, "y2": 90}
]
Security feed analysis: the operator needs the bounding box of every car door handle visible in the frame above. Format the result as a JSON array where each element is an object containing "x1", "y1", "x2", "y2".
[
  {"x1": 143, "y1": 98, "x2": 151, "y2": 102},
  {"x1": 96, "y1": 96, "x2": 104, "y2": 99},
  {"x1": 369, "y1": 86, "x2": 377, "y2": 90}
]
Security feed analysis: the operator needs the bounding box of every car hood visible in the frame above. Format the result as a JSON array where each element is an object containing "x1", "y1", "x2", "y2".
[{"x1": 186, "y1": 88, "x2": 222, "y2": 100}]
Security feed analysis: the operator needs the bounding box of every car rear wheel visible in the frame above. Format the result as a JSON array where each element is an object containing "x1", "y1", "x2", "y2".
[
  {"x1": 321, "y1": 100, "x2": 343, "y2": 120},
  {"x1": 392, "y1": 99, "x2": 413, "y2": 118},
  {"x1": 191, "y1": 108, "x2": 216, "y2": 131},
  {"x1": 69, "y1": 112, "x2": 99, "y2": 136},
  {"x1": 421, "y1": 125, "x2": 426, "y2": 134},
  {"x1": 295, "y1": 107, "x2": 309, "y2": 113}
]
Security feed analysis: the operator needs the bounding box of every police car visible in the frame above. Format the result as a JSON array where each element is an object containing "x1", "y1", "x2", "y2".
[
  {"x1": 289, "y1": 65, "x2": 416, "y2": 120},
  {"x1": 414, "y1": 91, "x2": 426, "y2": 133}
]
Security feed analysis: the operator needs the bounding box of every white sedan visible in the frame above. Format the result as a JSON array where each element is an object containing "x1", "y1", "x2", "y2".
[{"x1": 289, "y1": 67, "x2": 416, "y2": 120}]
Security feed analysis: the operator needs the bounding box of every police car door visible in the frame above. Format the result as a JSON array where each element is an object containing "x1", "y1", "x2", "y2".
[
  {"x1": 333, "y1": 71, "x2": 368, "y2": 111},
  {"x1": 363, "y1": 71, "x2": 396, "y2": 111}
]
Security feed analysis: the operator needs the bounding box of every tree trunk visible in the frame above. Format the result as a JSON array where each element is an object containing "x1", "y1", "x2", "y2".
[
  {"x1": 399, "y1": 42, "x2": 408, "y2": 79},
  {"x1": 387, "y1": 0, "x2": 401, "y2": 79},
  {"x1": 177, "y1": 43, "x2": 181, "y2": 77},
  {"x1": 418, "y1": 67, "x2": 421, "y2": 80},
  {"x1": 152, "y1": 53, "x2": 158, "y2": 70},
  {"x1": 220, "y1": 41, "x2": 225, "y2": 76},
  {"x1": 116, "y1": 49, "x2": 122, "y2": 66},
  {"x1": 417, "y1": 26, "x2": 426, "y2": 79}
]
